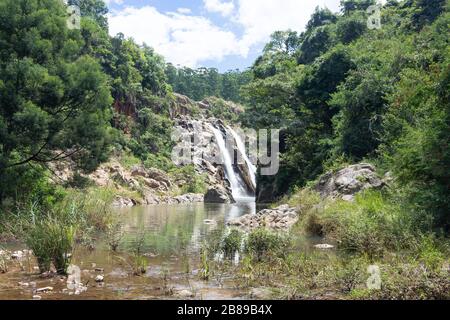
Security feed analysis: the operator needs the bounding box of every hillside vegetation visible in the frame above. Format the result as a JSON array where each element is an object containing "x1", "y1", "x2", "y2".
[{"x1": 0, "y1": 0, "x2": 448, "y2": 299}]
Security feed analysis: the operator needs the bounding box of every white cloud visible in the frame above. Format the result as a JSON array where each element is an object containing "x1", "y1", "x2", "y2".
[
  {"x1": 203, "y1": 0, "x2": 235, "y2": 17},
  {"x1": 108, "y1": 0, "x2": 342, "y2": 67},
  {"x1": 235, "y1": 0, "x2": 340, "y2": 53},
  {"x1": 176, "y1": 8, "x2": 192, "y2": 15},
  {"x1": 108, "y1": 6, "x2": 243, "y2": 67},
  {"x1": 104, "y1": 0, "x2": 124, "y2": 5}
]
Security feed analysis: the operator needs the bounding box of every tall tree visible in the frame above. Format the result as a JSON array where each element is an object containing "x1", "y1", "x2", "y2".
[{"x1": 0, "y1": 0, "x2": 112, "y2": 201}]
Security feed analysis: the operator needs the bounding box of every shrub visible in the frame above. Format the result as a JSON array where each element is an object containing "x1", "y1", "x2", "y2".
[
  {"x1": 285, "y1": 188, "x2": 321, "y2": 212},
  {"x1": 144, "y1": 153, "x2": 175, "y2": 172},
  {"x1": 106, "y1": 217, "x2": 124, "y2": 252},
  {"x1": 303, "y1": 190, "x2": 417, "y2": 257},
  {"x1": 170, "y1": 165, "x2": 207, "y2": 194},
  {"x1": 26, "y1": 219, "x2": 76, "y2": 274},
  {"x1": 222, "y1": 229, "x2": 243, "y2": 258},
  {"x1": 245, "y1": 228, "x2": 291, "y2": 262}
]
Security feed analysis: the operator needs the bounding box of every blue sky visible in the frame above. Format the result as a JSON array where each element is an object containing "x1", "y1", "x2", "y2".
[{"x1": 105, "y1": 0, "x2": 343, "y2": 72}]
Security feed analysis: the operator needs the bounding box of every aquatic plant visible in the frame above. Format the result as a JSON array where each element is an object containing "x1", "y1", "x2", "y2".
[
  {"x1": 245, "y1": 228, "x2": 291, "y2": 262},
  {"x1": 26, "y1": 218, "x2": 76, "y2": 274},
  {"x1": 106, "y1": 216, "x2": 124, "y2": 252},
  {"x1": 128, "y1": 230, "x2": 148, "y2": 276},
  {"x1": 199, "y1": 244, "x2": 210, "y2": 281},
  {"x1": 222, "y1": 229, "x2": 243, "y2": 259}
]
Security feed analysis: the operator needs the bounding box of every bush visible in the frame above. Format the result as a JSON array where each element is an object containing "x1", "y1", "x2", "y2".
[
  {"x1": 222, "y1": 229, "x2": 243, "y2": 258},
  {"x1": 169, "y1": 165, "x2": 207, "y2": 194},
  {"x1": 245, "y1": 228, "x2": 291, "y2": 262},
  {"x1": 304, "y1": 190, "x2": 417, "y2": 257},
  {"x1": 26, "y1": 218, "x2": 76, "y2": 274}
]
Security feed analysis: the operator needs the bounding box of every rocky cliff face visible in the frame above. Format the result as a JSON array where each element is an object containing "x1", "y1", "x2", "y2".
[
  {"x1": 50, "y1": 93, "x2": 254, "y2": 206},
  {"x1": 173, "y1": 117, "x2": 255, "y2": 203}
]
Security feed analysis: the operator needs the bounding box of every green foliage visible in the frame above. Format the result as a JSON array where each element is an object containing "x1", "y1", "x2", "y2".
[
  {"x1": 69, "y1": 0, "x2": 109, "y2": 30},
  {"x1": 340, "y1": 0, "x2": 376, "y2": 15},
  {"x1": 129, "y1": 109, "x2": 174, "y2": 160},
  {"x1": 200, "y1": 244, "x2": 210, "y2": 280},
  {"x1": 169, "y1": 165, "x2": 207, "y2": 194},
  {"x1": 106, "y1": 215, "x2": 124, "y2": 252},
  {"x1": 370, "y1": 259, "x2": 449, "y2": 300},
  {"x1": 222, "y1": 229, "x2": 243, "y2": 258},
  {"x1": 302, "y1": 190, "x2": 426, "y2": 257},
  {"x1": 245, "y1": 228, "x2": 291, "y2": 262},
  {"x1": 306, "y1": 6, "x2": 338, "y2": 30},
  {"x1": 144, "y1": 153, "x2": 175, "y2": 172},
  {"x1": 411, "y1": 0, "x2": 447, "y2": 30},
  {"x1": 0, "y1": 0, "x2": 112, "y2": 203},
  {"x1": 203, "y1": 97, "x2": 243, "y2": 123},
  {"x1": 26, "y1": 218, "x2": 76, "y2": 274},
  {"x1": 166, "y1": 65, "x2": 251, "y2": 103},
  {"x1": 336, "y1": 13, "x2": 367, "y2": 44},
  {"x1": 297, "y1": 26, "x2": 333, "y2": 65},
  {"x1": 246, "y1": 0, "x2": 449, "y2": 221}
]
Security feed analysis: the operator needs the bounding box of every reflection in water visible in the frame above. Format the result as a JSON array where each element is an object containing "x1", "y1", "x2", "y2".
[
  {"x1": 0, "y1": 202, "x2": 262, "y2": 300},
  {"x1": 119, "y1": 201, "x2": 255, "y2": 257}
]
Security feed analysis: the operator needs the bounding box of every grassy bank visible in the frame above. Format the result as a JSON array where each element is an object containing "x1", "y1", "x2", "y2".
[
  {"x1": 201, "y1": 187, "x2": 449, "y2": 300},
  {"x1": 0, "y1": 186, "x2": 127, "y2": 274}
]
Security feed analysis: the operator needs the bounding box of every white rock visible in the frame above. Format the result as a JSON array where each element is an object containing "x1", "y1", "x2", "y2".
[
  {"x1": 36, "y1": 286, "x2": 53, "y2": 293},
  {"x1": 342, "y1": 194, "x2": 354, "y2": 202},
  {"x1": 95, "y1": 275, "x2": 104, "y2": 282},
  {"x1": 314, "y1": 244, "x2": 335, "y2": 249},
  {"x1": 32, "y1": 295, "x2": 42, "y2": 300},
  {"x1": 11, "y1": 251, "x2": 23, "y2": 259},
  {"x1": 176, "y1": 289, "x2": 194, "y2": 298}
]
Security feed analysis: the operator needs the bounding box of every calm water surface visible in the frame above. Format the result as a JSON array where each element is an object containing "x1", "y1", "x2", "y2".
[{"x1": 0, "y1": 201, "x2": 259, "y2": 300}]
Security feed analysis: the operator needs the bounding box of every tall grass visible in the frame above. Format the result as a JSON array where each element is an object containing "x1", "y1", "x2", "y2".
[
  {"x1": 26, "y1": 218, "x2": 76, "y2": 274},
  {"x1": 245, "y1": 228, "x2": 291, "y2": 262},
  {"x1": 296, "y1": 190, "x2": 423, "y2": 257},
  {"x1": 0, "y1": 186, "x2": 126, "y2": 274}
]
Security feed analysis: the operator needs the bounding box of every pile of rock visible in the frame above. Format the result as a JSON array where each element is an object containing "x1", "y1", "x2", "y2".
[
  {"x1": 227, "y1": 204, "x2": 298, "y2": 231},
  {"x1": 114, "y1": 193, "x2": 204, "y2": 207}
]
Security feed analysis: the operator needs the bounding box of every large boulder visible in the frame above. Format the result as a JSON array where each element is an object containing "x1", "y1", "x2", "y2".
[
  {"x1": 143, "y1": 190, "x2": 160, "y2": 205},
  {"x1": 315, "y1": 163, "x2": 384, "y2": 201},
  {"x1": 204, "y1": 186, "x2": 235, "y2": 203}
]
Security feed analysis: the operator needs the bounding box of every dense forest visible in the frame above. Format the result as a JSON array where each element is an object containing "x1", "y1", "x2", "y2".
[
  {"x1": 242, "y1": 0, "x2": 450, "y2": 233},
  {"x1": 0, "y1": 0, "x2": 448, "y2": 300},
  {"x1": 165, "y1": 64, "x2": 251, "y2": 102}
]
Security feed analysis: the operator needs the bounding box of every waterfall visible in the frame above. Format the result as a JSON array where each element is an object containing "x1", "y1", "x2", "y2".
[
  {"x1": 227, "y1": 125, "x2": 257, "y2": 189},
  {"x1": 209, "y1": 124, "x2": 248, "y2": 200}
]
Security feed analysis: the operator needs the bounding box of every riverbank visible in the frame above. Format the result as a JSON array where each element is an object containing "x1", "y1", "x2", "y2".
[
  {"x1": 1, "y1": 161, "x2": 449, "y2": 300},
  {"x1": 0, "y1": 202, "x2": 258, "y2": 300}
]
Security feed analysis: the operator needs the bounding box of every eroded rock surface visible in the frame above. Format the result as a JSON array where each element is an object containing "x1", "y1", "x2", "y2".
[
  {"x1": 204, "y1": 186, "x2": 235, "y2": 204},
  {"x1": 315, "y1": 163, "x2": 384, "y2": 201}
]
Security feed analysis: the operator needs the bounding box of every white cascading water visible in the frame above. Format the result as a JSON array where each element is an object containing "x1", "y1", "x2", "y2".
[
  {"x1": 209, "y1": 124, "x2": 249, "y2": 200},
  {"x1": 227, "y1": 125, "x2": 257, "y2": 190}
]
